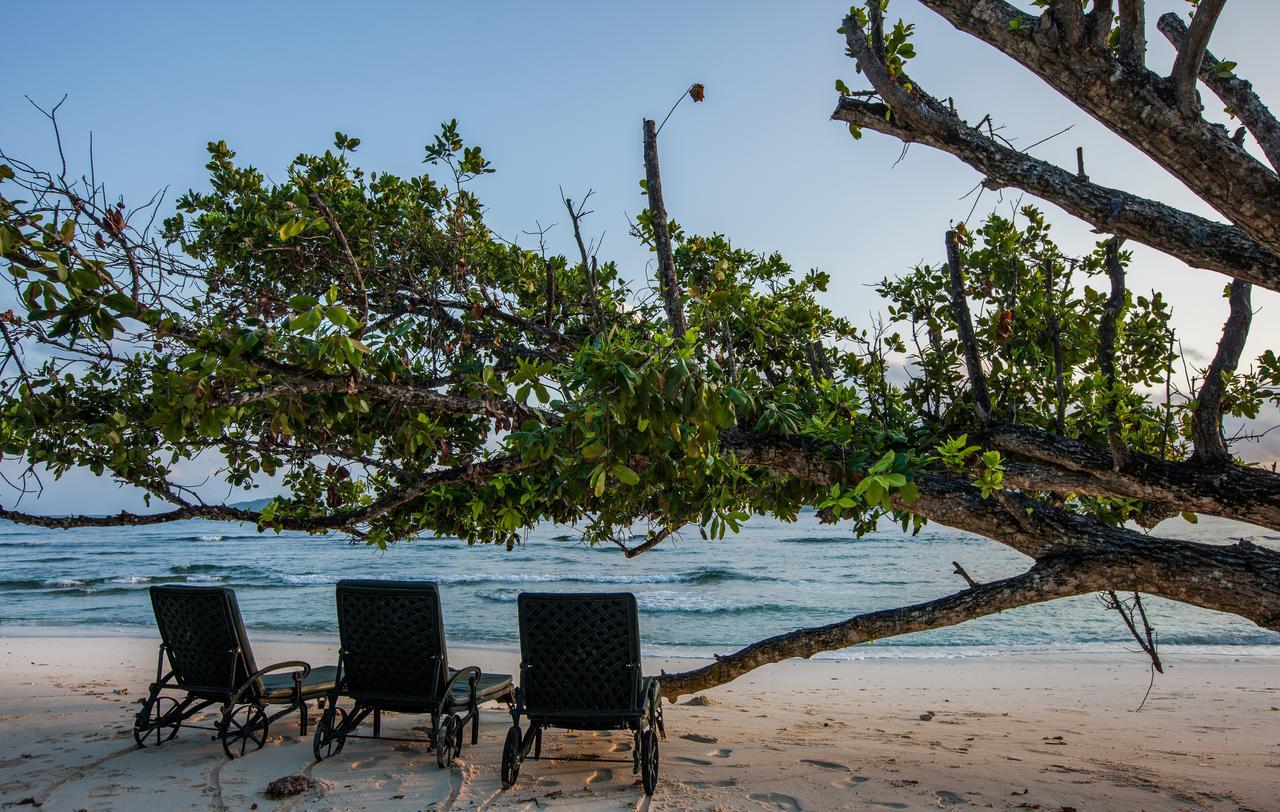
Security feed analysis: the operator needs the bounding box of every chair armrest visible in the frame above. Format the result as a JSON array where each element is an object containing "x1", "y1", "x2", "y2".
[
  {"x1": 443, "y1": 665, "x2": 481, "y2": 694},
  {"x1": 229, "y1": 660, "x2": 312, "y2": 705}
]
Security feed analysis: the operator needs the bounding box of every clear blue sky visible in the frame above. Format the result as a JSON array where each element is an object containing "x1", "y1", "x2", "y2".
[{"x1": 2, "y1": 1, "x2": 1278, "y2": 514}]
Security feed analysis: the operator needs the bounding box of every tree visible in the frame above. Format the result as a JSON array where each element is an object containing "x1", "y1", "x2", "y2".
[{"x1": 1, "y1": 2, "x2": 1278, "y2": 701}]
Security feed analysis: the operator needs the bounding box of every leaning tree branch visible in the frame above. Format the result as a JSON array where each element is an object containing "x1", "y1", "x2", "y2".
[
  {"x1": 660, "y1": 527, "x2": 1279, "y2": 698},
  {"x1": 988, "y1": 421, "x2": 1280, "y2": 531},
  {"x1": 1158, "y1": 12, "x2": 1280, "y2": 173},
  {"x1": 915, "y1": 0, "x2": 1280, "y2": 258},
  {"x1": 831, "y1": 79, "x2": 1280, "y2": 292},
  {"x1": 1192, "y1": 279, "x2": 1253, "y2": 464}
]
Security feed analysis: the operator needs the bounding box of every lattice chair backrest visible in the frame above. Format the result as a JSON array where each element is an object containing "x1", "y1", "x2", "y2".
[
  {"x1": 149, "y1": 585, "x2": 257, "y2": 697},
  {"x1": 335, "y1": 580, "x2": 449, "y2": 703},
  {"x1": 517, "y1": 592, "x2": 641, "y2": 715}
]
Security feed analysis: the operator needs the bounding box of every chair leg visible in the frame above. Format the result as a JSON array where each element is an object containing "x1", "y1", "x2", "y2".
[
  {"x1": 471, "y1": 707, "x2": 479, "y2": 745},
  {"x1": 299, "y1": 701, "x2": 310, "y2": 736},
  {"x1": 534, "y1": 726, "x2": 542, "y2": 759},
  {"x1": 373, "y1": 708, "x2": 382, "y2": 739}
]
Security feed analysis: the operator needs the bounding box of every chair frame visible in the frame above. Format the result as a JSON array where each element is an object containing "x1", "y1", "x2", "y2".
[
  {"x1": 312, "y1": 580, "x2": 515, "y2": 767},
  {"x1": 501, "y1": 592, "x2": 665, "y2": 795},
  {"x1": 133, "y1": 585, "x2": 323, "y2": 759}
]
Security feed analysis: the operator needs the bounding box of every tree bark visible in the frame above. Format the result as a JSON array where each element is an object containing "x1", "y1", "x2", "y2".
[
  {"x1": 917, "y1": 0, "x2": 1280, "y2": 259},
  {"x1": 643, "y1": 119, "x2": 686, "y2": 336}
]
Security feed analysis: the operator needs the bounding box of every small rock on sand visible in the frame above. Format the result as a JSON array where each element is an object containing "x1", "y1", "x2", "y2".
[
  {"x1": 683, "y1": 695, "x2": 722, "y2": 707},
  {"x1": 265, "y1": 775, "x2": 313, "y2": 800}
]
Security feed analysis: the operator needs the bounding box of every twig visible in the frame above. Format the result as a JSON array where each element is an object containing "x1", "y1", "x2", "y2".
[{"x1": 951, "y1": 561, "x2": 980, "y2": 588}]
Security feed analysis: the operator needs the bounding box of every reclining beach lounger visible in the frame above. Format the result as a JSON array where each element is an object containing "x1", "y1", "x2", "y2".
[
  {"x1": 134, "y1": 584, "x2": 338, "y2": 758},
  {"x1": 312, "y1": 579, "x2": 515, "y2": 766},
  {"x1": 502, "y1": 592, "x2": 665, "y2": 795}
]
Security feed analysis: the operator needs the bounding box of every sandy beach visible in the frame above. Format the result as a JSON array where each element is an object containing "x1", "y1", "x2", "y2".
[{"x1": 0, "y1": 634, "x2": 1275, "y2": 811}]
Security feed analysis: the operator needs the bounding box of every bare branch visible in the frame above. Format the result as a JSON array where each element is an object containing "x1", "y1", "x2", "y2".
[
  {"x1": 944, "y1": 230, "x2": 992, "y2": 421},
  {"x1": 642, "y1": 119, "x2": 686, "y2": 335}
]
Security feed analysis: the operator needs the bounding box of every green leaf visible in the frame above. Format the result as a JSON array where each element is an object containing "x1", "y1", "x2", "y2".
[
  {"x1": 611, "y1": 464, "x2": 640, "y2": 486},
  {"x1": 582, "y1": 442, "x2": 606, "y2": 460},
  {"x1": 278, "y1": 218, "x2": 306, "y2": 240}
]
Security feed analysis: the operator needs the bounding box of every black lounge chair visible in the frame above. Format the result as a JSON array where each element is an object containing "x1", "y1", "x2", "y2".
[
  {"x1": 312, "y1": 579, "x2": 515, "y2": 766},
  {"x1": 502, "y1": 592, "x2": 665, "y2": 795},
  {"x1": 134, "y1": 584, "x2": 338, "y2": 758}
]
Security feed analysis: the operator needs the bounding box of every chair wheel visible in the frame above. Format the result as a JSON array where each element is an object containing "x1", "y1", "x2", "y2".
[
  {"x1": 640, "y1": 728, "x2": 659, "y2": 795},
  {"x1": 220, "y1": 704, "x2": 269, "y2": 759},
  {"x1": 436, "y1": 713, "x2": 462, "y2": 768},
  {"x1": 134, "y1": 694, "x2": 181, "y2": 748},
  {"x1": 312, "y1": 704, "x2": 348, "y2": 761},
  {"x1": 501, "y1": 724, "x2": 522, "y2": 788}
]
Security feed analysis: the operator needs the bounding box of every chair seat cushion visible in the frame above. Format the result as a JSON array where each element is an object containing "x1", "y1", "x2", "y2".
[
  {"x1": 261, "y1": 665, "x2": 339, "y2": 701},
  {"x1": 447, "y1": 672, "x2": 514, "y2": 707}
]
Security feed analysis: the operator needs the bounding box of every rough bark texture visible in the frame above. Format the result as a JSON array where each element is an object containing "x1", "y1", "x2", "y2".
[
  {"x1": 1157, "y1": 12, "x2": 1280, "y2": 174},
  {"x1": 917, "y1": 0, "x2": 1280, "y2": 259},
  {"x1": 662, "y1": 433, "x2": 1280, "y2": 699},
  {"x1": 988, "y1": 422, "x2": 1280, "y2": 531}
]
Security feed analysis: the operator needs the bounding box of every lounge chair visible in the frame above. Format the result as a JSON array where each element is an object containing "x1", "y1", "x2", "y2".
[
  {"x1": 134, "y1": 584, "x2": 338, "y2": 758},
  {"x1": 502, "y1": 592, "x2": 665, "y2": 795},
  {"x1": 311, "y1": 579, "x2": 515, "y2": 766}
]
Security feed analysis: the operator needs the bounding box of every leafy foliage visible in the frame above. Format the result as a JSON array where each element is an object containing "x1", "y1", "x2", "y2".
[{"x1": 0, "y1": 120, "x2": 1274, "y2": 551}]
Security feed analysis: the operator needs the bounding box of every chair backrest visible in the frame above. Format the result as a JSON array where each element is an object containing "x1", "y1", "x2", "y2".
[
  {"x1": 335, "y1": 580, "x2": 449, "y2": 704},
  {"x1": 517, "y1": 592, "x2": 641, "y2": 716},
  {"x1": 149, "y1": 585, "x2": 258, "y2": 698}
]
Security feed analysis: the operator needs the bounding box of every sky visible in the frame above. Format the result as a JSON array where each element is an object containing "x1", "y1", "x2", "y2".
[{"x1": 2, "y1": 0, "x2": 1278, "y2": 515}]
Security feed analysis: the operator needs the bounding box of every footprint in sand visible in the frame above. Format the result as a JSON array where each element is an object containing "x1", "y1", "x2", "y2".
[
  {"x1": 800, "y1": 758, "x2": 849, "y2": 771},
  {"x1": 749, "y1": 792, "x2": 802, "y2": 810},
  {"x1": 843, "y1": 775, "x2": 870, "y2": 787},
  {"x1": 867, "y1": 803, "x2": 909, "y2": 810},
  {"x1": 586, "y1": 768, "x2": 613, "y2": 785},
  {"x1": 608, "y1": 740, "x2": 631, "y2": 753},
  {"x1": 708, "y1": 748, "x2": 732, "y2": 759},
  {"x1": 674, "y1": 756, "x2": 713, "y2": 766},
  {"x1": 679, "y1": 733, "x2": 718, "y2": 744}
]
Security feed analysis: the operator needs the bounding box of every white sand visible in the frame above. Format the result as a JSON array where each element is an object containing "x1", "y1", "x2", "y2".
[{"x1": 0, "y1": 634, "x2": 1276, "y2": 810}]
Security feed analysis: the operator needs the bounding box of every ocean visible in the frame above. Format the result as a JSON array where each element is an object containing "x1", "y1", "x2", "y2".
[{"x1": 1, "y1": 513, "x2": 1277, "y2": 661}]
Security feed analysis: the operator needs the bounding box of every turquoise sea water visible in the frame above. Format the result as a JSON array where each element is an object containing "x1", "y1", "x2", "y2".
[{"x1": 1, "y1": 513, "x2": 1277, "y2": 660}]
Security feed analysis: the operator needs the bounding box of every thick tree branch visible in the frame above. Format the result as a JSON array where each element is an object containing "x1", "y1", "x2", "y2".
[
  {"x1": 915, "y1": 0, "x2": 1280, "y2": 260},
  {"x1": 989, "y1": 421, "x2": 1280, "y2": 531},
  {"x1": 831, "y1": 97, "x2": 1280, "y2": 292},
  {"x1": 661, "y1": 531, "x2": 1280, "y2": 699},
  {"x1": 1158, "y1": 11, "x2": 1280, "y2": 172}
]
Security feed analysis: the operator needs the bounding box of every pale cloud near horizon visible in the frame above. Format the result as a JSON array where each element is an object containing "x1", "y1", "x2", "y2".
[{"x1": 1, "y1": 1, "x2": 1277, "y2": 514}]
